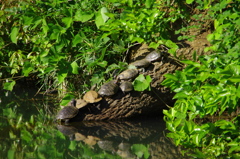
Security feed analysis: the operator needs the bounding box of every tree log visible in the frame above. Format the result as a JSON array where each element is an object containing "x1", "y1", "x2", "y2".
[{"x1": 75, "y1": 44, "x2": 183, "y2": 121}]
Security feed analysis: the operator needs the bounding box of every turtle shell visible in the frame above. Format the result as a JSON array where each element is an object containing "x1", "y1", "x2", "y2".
[
  {"x1": 76, "y1": 99, "x2": 88, "y2": 109},
  {"x1": 98, "y1": 80, "x2": 119, "y2": 96},
  {"x1": 117, "y1": 69, "x2": 138, "y2": 80},
  {"x1": 83, "y1": 90, "x2": 102, "y2": 103},
  {"x1": 120, "y1": 81, "x2": 133, "y2": 93},
  {"x1": 56, "y1": 106, "x2": 78, "y2": 121},
  {"x1": 145, "y1": 50, "x2": 161, "y2": 62},
  {"x1": 129, "y1": 59, "x2": 150, "y2": 68}
]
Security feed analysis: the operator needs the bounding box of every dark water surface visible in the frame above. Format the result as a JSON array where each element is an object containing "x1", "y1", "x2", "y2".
[{"x1": 0, "y1": 85, "x2": 188, "y2": 159}]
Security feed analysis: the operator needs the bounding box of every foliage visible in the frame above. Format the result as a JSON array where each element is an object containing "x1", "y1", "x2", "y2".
[
  {"x1": 0, "y1": 0, "x2": 184, "y2": 99},
  {"x1": 162, "y1": 0, "x2": 240, "y2": 158}
]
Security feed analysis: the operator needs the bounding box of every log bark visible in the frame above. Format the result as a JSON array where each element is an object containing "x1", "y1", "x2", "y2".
[{"x1": 75, "y1": 44, "x2": 183, "y2": 121}]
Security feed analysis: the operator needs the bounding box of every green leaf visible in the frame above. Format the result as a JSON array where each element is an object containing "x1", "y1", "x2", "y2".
[
  {"x1": 22, "y1": 61, "x2": 33, "y2": 76},
  {"x1": 95, "y1": 7, "x2": 109, "y2": 28},
  {"x1": 207, "y1": 33, "x2": 214, "y2": 42},
  {"x1": 3, "y1": 81, "x2": 16, "y2": 91},
  {"x1": 181, "y1": 60, "x2": 201, "y2": 67},
  {"x1": 101, "y1": 7, "x2": 109, "y2": 23},
  {"x1": 149, "y1": 42, "x2": 159, "y2": 49},
  {"x1": 57, "y1": 72, "x2": 67, "y2": 83},
  {"x1": 72, "y1": 34, "x2": 82, "y2": 47},
  {"x1": 69, "y1": 141, "x2": 77, "y2": 151},
  {"x1": 62, "y1": 17, "x2": 72, "y2": 28},
  {"x1": 10, "y1": 27, "x2": 19, "y2": 44},
  {"x1": 173, "y1": 92, "x2": 188, "y2": 99},
  {"x1": 186, "y1": 0, "x2": 194, "y2": 4},
  {"x1": 74, "y1": 10, "x2": 94, "y2": 22},
  {"x1": 145, "y1": 0, "x2": 154, "y2": 8},
  {"x1": 60, "y1": 94, "x2": 75, "y2": 106},
  {"x1": 133, "y1": 74, "x2": 152, "y2": 91},
  {"x1": 8, "y1": 149, "x2": 15, "y2": 159},
  {"x1": 131, "y1": 144, "x2": 150, "y2": 159},
  {"x1": 71, "y1": 61, "x2": 79, "y2": 74},
  {"x1": 97, "y1": 61, "x2": 108, "y2": 68},
  {"x1": 164, "y1": 74, "x2": 178, "y2": 81},
  {"x1": 228, "y1": 76, "x2": 240, "y2": 82}
]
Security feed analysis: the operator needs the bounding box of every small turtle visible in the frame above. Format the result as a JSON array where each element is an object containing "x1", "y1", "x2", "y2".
[
  {"x1": 56, "y1": 99, "x2": 78, "y2": 124},
  {"x1": 129, "y1": 59, "x2": 150, "y2": 68},
  {"x1": 75, "y1": 99, "x2": 88, "y2": 109},
  {"x1": 117, "y1": 69, "x2": 138, "y2": 81},
  {"x1": 120, "y1": 81, "x2": 133, "y2": 93},
  {"x1": 83, "y1": 90, "x2": 102, "y2": 103},
  {"x1": 98, "y1": 80, "x2": 119, "y2": 96},
  {"x1": 145, "y1": 50, "x2": 161, "y2": 62}
]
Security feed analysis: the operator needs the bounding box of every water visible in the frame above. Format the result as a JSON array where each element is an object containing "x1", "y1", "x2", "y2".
[{"x1": 0, "y1": 85, "x2": 188, "y2": 159}]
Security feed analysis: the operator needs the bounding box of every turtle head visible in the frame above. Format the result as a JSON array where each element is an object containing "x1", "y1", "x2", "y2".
[{"x1": 70, "y1": 99, "x2": 77, "y2": 107}]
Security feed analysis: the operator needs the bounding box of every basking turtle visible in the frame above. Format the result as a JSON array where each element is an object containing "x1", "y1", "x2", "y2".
[
  {"x1": 75, "y1": 99, "x2": 88, "y2": 109},
  {"x1": 98, "y1": 80, "x2": 119, "y2": 96},
  {"x1": 129, "y1": 59, "x2": 150, "y2": 68},
  {"x1": 119, "y1": 81, "x2": 133, "y2": 93},
  {"x1": 83, "y1": 90, "x2": 102, "y2": 103},
  {"x1": 145, "y1": 50, "x2": 161, "y2": 62},
  {"x1": 56, "y1": 99, "x2": 78, "y2": 124},
  {"x1": 117, "y1": 69, "x2": 138, "y2": 81}
]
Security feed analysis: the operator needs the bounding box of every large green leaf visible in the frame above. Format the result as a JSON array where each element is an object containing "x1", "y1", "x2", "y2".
[
  {"x1": 10, "y1": 27, "x2": 19, "y2": 44},
  {"x1": 95, "y1": 7, "x2": 109, "y2": 28},
  {"x1": 133, "y1": 74, "x2": 152, "y2": 91}
]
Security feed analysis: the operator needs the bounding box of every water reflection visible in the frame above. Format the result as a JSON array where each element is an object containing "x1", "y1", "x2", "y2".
[
  {"x1": 0, "y1": 84, "x2": 189, "y2": 158},
  {"x1": 56, "y1": 119, "x2": 188, "y2": 159}
]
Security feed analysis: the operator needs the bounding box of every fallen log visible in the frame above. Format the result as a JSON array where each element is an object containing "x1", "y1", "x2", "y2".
[{"x1": 75, "y1": 44, "x2": 183, "y2": 121}]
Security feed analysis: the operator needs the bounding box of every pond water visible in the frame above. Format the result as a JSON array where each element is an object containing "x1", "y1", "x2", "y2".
[{"x1": 0, "y1": 85, "x2": 189, "y2": 159}]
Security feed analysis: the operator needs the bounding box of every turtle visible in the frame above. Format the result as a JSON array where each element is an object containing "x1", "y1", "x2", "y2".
[
  {"x1": 83, "y1": 90, "x2": 102, "y2": 103},
  {"x1": 119, "y1": 81, "x2": 133, "y2": 93},
  {"x1": 75, "y1": 99, "x2": 88, "y2": 109},
  {"x1": 145, "y1": 50, "x2": 161, "y2": 62},
  {"x1": 98, "y1": 80, "x2": 119, "y2": 96},
  {"x1": 117, "y1": 69, "x2": 138, "y2": 81},
  {"x1": 129, "y1": 59, "x2": 150, "y2": 68},
  {"x1": 56, "y1": 99, "x2": 79, "y2": 124}
]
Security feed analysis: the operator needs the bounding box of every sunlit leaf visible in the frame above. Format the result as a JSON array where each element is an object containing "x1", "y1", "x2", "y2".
[
  {"x1": 3, "y1": 81, "x2": 16, "y2": 91},
  {"x1": 74, "y1": 10, "x2": 94, "y2": 22},
  {"x1": 62, "y1": 17, "x2": 72, "y2": 28},
  {"x1": 60, "y1": 94, "x2": 75, "y2": 106},
  {"x1": 228, "y1": 76, "x2": 240, "y2": 82},
  {"x1": 71, "y1": 61, "x2": 79, "y2": 74},
  {"x1": 57, "y1": 72, "x2": 67, "y2": 83},
  {"x1": 22, "y1": 61, "x2": 33, "y2": 76},
  {"x1": 95, "y1": 7, "x2": 109, "y2": 28},
  {"x1": 133, "y1": 74, "x2": 152, "y2": 91},
  {"x1": 69, "y1": 141, "x2": 77, "y2": 151},
  {"x1": 10, "y1": 27, "x2": 19, "y2": 44},
  {"x1": 97, "y1": 61, "x2": 108, "y2": 68},
  {"x1": 72, "y1": 34, "x2": 82, "y2": 47},
  {"x1": 181, "y1": 60, "x2": 201, "y2": 67},
  {"x1": 186, "y1": 0, "x2": 194, "y2": 4}
]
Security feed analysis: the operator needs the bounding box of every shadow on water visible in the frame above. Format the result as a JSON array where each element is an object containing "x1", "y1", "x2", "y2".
[{"x1": 0, "y1": 84, "x2": 189, "y2": 159}]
